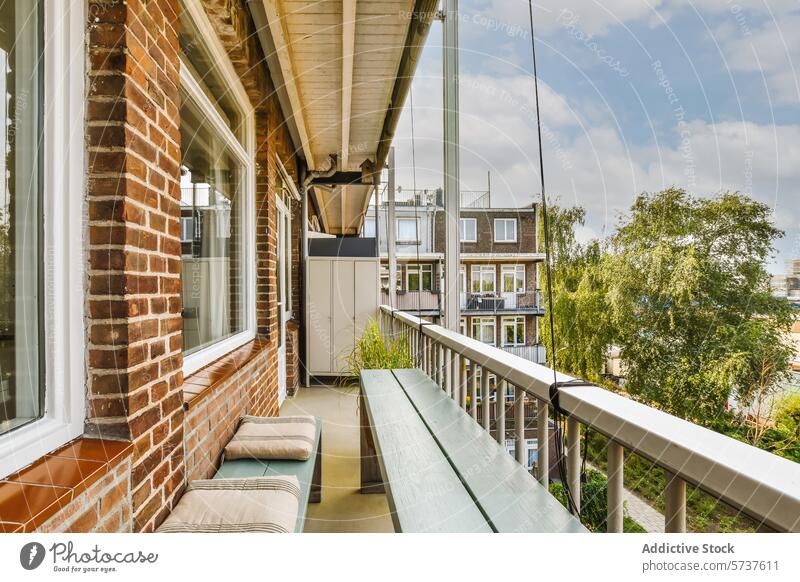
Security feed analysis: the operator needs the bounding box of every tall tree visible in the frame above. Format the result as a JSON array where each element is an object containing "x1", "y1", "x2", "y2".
[
  {"x1": 605, "y1": 188, "x2": 791, "y2": 423},
  {"x1": 539, "y1": 205, "x2": 614, "y2": 382}
]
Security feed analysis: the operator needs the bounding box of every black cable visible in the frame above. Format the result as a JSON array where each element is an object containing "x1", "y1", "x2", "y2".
[
  {"x1": 409, "y1": 85, "x2": 425, "y2": 367},
  {"x1": 526, "y1": 0, "x2": 579, "y2": 516}
]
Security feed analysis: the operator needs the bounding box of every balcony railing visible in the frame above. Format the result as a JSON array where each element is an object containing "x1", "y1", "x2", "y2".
[
  {"x1": 379, "y1": 305, "x2": 800, "y2": 533},
  {"x1": 461, "y1": 290, "x2": 543, "y2": 312},
  {"x1": 502, "y1": 344, "x2": 547, "y2": 364},
  {"x1": 380, "y1": 289, "x2": 440, "y2": 312}
]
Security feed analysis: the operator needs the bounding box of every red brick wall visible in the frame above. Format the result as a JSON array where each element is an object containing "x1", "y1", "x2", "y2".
[
  {"x1": 184, "y1": 347, "x2": 277, "y2": 482},
  {"x1": 86, "y1": 0, "x2": 185, "y2": 532}
]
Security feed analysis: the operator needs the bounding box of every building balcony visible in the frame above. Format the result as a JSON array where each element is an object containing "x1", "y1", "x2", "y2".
[
  {"x1": 380, "y1": 289, "x2": 440, "y2": 313},
  {"x1": 462, "y1": 290, "x2": 544, "y2": 314}
]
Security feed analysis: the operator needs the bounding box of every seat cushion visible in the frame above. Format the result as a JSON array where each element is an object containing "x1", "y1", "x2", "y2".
[
  {"x1": 157, "y1": 476, "x2": 300, "y2": 533},
  {"x1": 224, "y1": 415, "x2": 316, "y2": 461}
]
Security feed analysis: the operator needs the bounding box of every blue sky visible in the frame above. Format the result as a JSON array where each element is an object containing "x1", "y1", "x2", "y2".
[{"x1": 390, "y1": 0, "x2": 800, "y2": 273}]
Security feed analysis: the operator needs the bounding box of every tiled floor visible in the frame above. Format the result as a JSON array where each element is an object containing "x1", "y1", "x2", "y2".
[{"x1": 280, "y1": 385, "x2": 394, "y2": 533}]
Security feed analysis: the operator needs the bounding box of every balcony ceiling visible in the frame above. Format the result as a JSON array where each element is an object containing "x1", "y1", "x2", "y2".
[{"x1": 253, "y1": 0, "x2": 432, "y2": 235}]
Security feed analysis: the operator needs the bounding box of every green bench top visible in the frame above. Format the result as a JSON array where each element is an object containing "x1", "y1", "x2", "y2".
[
  {"x1": 360, "y1": 369, "x2": 491, "y2": 533},
  {"x1": 361, "y1": 369, "x2": 587, "y2": 533},
  {"x1": 214, "y1": 417, "x2": 322, "y2": 533}
]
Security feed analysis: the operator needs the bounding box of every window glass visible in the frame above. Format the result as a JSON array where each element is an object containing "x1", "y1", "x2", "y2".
[
  {"x1": 494, "y1": 218, "x2": 517, "y2": 242},
  {"x1": 471, "y1": 265, "x2": 496, "y2": 293},
  {"x1": 397, "y1": 218, "x2": 417, "y2": 241},
  {"x1": 502, "y1": 317, "x2": 525, "y2": 346},
  {"x1": 407, "y1": 264, "x2": 432, "y2": 291},
  {"x1": 180, "y1": 93, "x2": 245, "y2": 356},
  {"x1": 0, "y1": 1, "x2": 43, "y2": 436},
  {"x1": 460, "y1": 218, "x2": 476, "y2": 242},
  {"x1": 362, "y1": 217, "x2": 376, "y2": 238},
  {"x1": 472, "y1": 317, "x2": 496, "y2": 345},
  {"x1": 502, "y1": 265, "x2": 525, "y2": 293}
]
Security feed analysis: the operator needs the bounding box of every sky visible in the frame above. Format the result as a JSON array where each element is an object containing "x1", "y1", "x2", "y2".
[{"x1": 389, "y1": 0, "x2": 800, "y2": 273}]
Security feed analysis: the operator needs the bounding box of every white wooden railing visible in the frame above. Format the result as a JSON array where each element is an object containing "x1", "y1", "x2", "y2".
[{"x1": 380, "y1": 305, "x2": 800, "y2": 533}]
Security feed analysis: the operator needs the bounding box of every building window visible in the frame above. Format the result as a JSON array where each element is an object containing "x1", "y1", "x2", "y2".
[
  {"x1": 471, "y1": 265, "x2": 496, "y2": 293},
  {"x1": 362, "y1": 217, "x2": 376, "y2": 238},
  {"x1": 501, "y1": 264, "x2": 525, "y2": 294},
  {"x1": 460, "y1": 317, "x2": 466, "y2": 335},
  {"x1": 397, "y1": 218, "x2": 418, "y2": 242},
  {"x1": 460, "y1": 218, "x2": 477, "y2": 242},
  {"x1": 506, "y1": 439, "x2": 538, "y2": 470},
  {"x1": 502, "y1": 316, "x2": 526, "y2": 347},
  {"x1": 494, "y1": 218, "x2": 517, "y2": 243},
  {"x1": 472, "y1": 317, "x2": 496, "y2": 345},
  {"x1": 179, "y1": 2, "x2": 256, "y2": 375},
  {"x1": 0, "y1": 0, "x2": 85, "y2": 477},
  {"x1": 407, "y1": 264, "x2": 433, "y2": 291}
]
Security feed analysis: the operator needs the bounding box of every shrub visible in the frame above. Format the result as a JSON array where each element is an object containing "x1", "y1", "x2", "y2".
[{"x1": 343, "y1": 319, "x2": 412, "y2": 377}]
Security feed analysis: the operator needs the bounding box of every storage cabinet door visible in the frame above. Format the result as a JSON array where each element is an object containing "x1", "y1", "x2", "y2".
[
  {"x1": 332, "y1": 260, "x2": 356, "y2": 374},
  {"x1": 354, "y1": 260, "x2": 378, "y2": 342},
  {"x1": 307, "y1": 259, "x2": 332, "y2": 374}
]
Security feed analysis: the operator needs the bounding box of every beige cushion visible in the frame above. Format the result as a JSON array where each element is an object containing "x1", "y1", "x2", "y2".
[
  {"x1": 157, "y1": 477, "x2": 300, "y2": 533},
  {"x1": 224, "y1": 415, "x2": 317, "y2": 461}
]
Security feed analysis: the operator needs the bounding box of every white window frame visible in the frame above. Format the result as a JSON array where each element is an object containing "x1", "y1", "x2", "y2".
[
  {"x1": 494, "y1": 218, "x2": 518, "y2": 243},
  {"x1": 471, "y1": 264, "x2": 496, "y2": 294},
  {"x1": 501, "y1": 316, "x2": 526, "y2": 347},
  {"x1": 180, "y1": 0, "x2": 257, "y2": 377},
  {"x1": 505, "y1": 438, "x2": 538, "y2": 470},
  {"x1": 362, "y1": 217, "x2": 376, "y2": 238},
  {"x1": 406, "y1": 263, "x2": 433, "y2": 292},
  {"x1": 472, "y1": 317, "x2": 496, "y2": 346},
  {"x1": 396, "y1": 217, "x2": 419, "y2": 243},
  {"x1": 0, "y1": 1, "x2": 86, "y2": 478},
  {"x1": 501, "y1": 264, "x2": 525, "y2": 294},
  {"x1": 460, "y1": 217, "x2": 477, "y2": 242}
]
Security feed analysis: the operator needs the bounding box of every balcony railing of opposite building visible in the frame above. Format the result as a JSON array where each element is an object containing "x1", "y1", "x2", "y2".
[
  {"x1": 462, "y1": 290, "x2": 543, "y2": 311},
  {"x1": 380, "y1": 289, "x2": 440, "y2": 312},
  {"x1": 379, "y1": 304, "x2": 800, "y2": 533}
]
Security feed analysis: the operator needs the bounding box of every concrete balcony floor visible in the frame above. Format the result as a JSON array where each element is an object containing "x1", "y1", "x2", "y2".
[{"x1": 280, "y1": 385, "x2": 394, "y2": 533}]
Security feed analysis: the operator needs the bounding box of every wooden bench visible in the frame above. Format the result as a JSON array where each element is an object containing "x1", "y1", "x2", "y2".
[
  {"x1": 214, "y1": 417, "x2": 322, "y2": 533},
  {"x1": 360, "y1": 369, "x2": 587, "y2": 533}
]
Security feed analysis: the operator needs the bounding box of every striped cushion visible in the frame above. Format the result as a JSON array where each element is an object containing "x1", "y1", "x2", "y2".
[
  {"x1": 157, "y1": 477, "x2": 300, "y2": 533},
  {"x1": 224, "y1": 415, "x2": 316, "y2": 461}
]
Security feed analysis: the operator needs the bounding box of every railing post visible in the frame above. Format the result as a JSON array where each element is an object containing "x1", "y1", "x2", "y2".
[
  {"x1": 444, "y1": 348, "x2": 452, "y2": 396},
  {"x1": 450, "y1": 350, "x2": 458, "y2": 401},
  {"x1": 480, "y1": 367, "x2": 490, "y2": 431},
  {"x1": 567, "y1": 415, "x2": 581, "y2": 516},
  {"x1": 537, "y1": 399, "x2": 549, "y2": 487},
  {"x1": 607, "y1": 440, "x2": 624, "y2": 533},
  {"x1": 514, "y1": 386, "x2": 525, "y2": 467},
  {"x1": 469, "y1": 363, "x2": 478, "y2": 420},
  {"x1": 459, "y1": 357, "x2": 467, "y2": 409},
  {"x1": 664, "y1": 471, "x2": 687, "y2": 533},
  {"x1": 437, "y1": 344, "x2": 444, "y2": 389},
  {"x1": 495, "y1": 379, "x2": 506, "y2": 447}
]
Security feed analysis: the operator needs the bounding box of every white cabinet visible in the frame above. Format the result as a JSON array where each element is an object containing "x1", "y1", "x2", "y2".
[{"x1": 306, "y1": 257, "x2": 379, "y2": 376}]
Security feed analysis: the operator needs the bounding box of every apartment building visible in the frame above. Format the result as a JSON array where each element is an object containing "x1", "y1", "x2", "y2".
[{"x1": 367, "y1": 189, "x2": 546, "y2": 365}]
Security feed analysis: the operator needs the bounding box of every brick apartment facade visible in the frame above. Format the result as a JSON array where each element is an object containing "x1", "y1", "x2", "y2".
[{"x1": 0, "y1": 0, "x2": 301, "y2": 533}]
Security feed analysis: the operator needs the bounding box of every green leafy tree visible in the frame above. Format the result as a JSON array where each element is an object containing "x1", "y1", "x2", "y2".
[
  {"x1": 539, "y1": 205, "x2": 614, "y2": 381},
  {"x1": 605, "y1": 188, "x2": 791, "y2": 423}
]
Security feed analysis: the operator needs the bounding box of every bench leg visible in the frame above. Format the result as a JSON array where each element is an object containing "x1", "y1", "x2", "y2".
[
  {"x1": 310, "y1": 433, "x2": 322, "y2": 503},
  {"x1": 360, "y1": 393, "x2": 385, "y2": 494}
]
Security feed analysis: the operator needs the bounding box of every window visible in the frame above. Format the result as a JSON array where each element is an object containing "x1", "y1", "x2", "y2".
[
  {"x1": 460, "y1": 317, "x2": 467, "y2": 335},
  {"x1": 460, "y1": 218, "x2": 477, "y2": 242},
  {"x1": 472, "y1": 317, "x2": 496, "y2": 345},
  {"x1": 397, "y1": 218, "x2": 418, "y2": 242},
  {"x1": 0, "y1": 0, "x2": 85, "y2": 477},
  {"x1": 179, "y1": 1, "x2": 256, "y2": 375},
  {"x1": 407, "y1": 264, "x2": 433, "y2": 291},
  {"x1": 362, "y1": 217, "x2": 376, "y2": 238},
  {"x1": 494, "y1": 218, "x2": 517, "y2": 243},
  {"x1": 471, "y1": 265, "x2": 496, "y2": 293},
  {"x1": 502, "y1": 316, "x2": 526, "y2": 347},
  {"x1": 506, "y1": 439, "x2": 539, "y2": 470},
  {"x1": 501, "y1": 265, "x2": 525, "y2": 294}
]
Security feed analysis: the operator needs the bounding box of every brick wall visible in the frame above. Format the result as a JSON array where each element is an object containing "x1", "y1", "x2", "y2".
[
  {"x1": 286, "y1": 320, "x2": 301, "y2": 396},
  {"x1": 434, "y1": 208, "x2": 538, "y2": 253},
  {"x1": 38, "y1": 458, "x2": 134, "y2": 533},
  {"x1": 86, "y1": 0, "x2": 185, "y2": 533},
  {"x1": 183, "y1": 346, "x2": 277, "y2": 482},
  {"x1": 28, "y1": 0, "x2": 298, "y2": 533}
]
